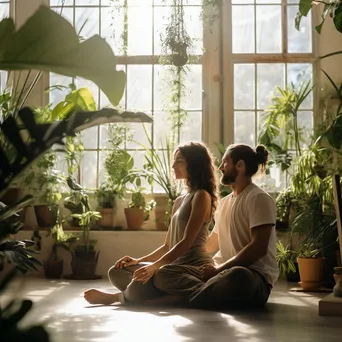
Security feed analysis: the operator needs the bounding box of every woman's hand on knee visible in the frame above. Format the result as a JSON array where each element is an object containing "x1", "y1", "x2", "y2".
[{"x1": 114, "y1": 256, "x2": 139, "y2": 269}]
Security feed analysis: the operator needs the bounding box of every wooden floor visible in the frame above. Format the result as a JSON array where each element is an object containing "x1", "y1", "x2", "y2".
[{"x1": 2, "y1": 277, "x2": 342, "y2": 342}]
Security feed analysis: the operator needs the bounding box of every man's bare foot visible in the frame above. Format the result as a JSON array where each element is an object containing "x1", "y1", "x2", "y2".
[{"x1": 84, "y1": 289, "x2": 121, "y2": 305}]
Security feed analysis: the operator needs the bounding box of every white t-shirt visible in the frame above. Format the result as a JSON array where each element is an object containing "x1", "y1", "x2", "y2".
[{"x1": 213, "y1": 183, "x2": 279, "y2": 286}]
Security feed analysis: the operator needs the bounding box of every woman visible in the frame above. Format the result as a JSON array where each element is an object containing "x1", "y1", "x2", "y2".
[{"x1": 84, "y1": 141, "x2": 218, "y2": 306}]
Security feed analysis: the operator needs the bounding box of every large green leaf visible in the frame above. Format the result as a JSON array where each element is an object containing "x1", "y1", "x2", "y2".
[
  {"x1": 298, "y1": 0, "x2": 312, "y2": 16},
  {"x1": 334, "y1": 3, "x2": 342, "y2": 33},
  {"x1": 0, "y1": 6, "x2": 126, "y2": 106}
]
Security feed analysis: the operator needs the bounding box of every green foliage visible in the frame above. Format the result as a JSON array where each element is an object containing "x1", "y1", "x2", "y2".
[
  {"x1": 95, "y1": 184, "x2": 117, "y2": 209},
  {"x1": 296, "y1": 0, "x2": 342, "y2": 34},
  {"x1": 276, "y1": 241, "x2": 296, "y2": 276},
  {"x1": 0, "y1": 196, "x2": 42, "y2": 273},
  {"x1": 48, "y1": 223, "x2": 77, "y2": 260},
  {"x1": 258, "y1": 81, "x2": 313, "y2": 172},
  {"x1": 0, "y1": 6, "x2": 126, "y2": 106}
]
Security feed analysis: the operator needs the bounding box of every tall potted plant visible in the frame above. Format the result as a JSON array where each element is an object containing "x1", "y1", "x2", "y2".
[
  {"x1": 65, "y1": 177, "x2": 101, "y2": 278},
  {"x1": 44, "y1": 221, "x2": 76, "y2": 279}
]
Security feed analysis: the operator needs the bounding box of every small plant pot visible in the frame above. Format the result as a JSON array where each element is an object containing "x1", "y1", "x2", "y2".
[
  {"x1": 71, "y1": 250, "x2": 99, "y2": 277},
  {"x1": 44, "y1": 259, "x2": 64, "y2": 279},
  {"x1": 297, "y1": 257, "x2": 326, "y2": 290},
  {"x1": 124, "y1": 207, "x2": 144, "y2": 230},
  {"x1": 34, "y1": 205, "x2": 58, "y2": 228},
  {"x1": 97, "y1": 208, "x2": 115, "y2": 228}
]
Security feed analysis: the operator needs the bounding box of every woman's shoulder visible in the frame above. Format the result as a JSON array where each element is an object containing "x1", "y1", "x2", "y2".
[{"x1": 192, "y1": 189, "x2": 212, "y2": 202}]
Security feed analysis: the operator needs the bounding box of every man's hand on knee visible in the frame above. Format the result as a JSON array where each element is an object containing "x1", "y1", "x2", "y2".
[{"x1": 201, "y1": 264, "x2": 219, "y2": 282}]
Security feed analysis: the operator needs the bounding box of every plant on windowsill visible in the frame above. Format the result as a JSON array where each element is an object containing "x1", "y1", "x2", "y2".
[
  {"x1": 139, "y1": 128, "x2": 182, "y2": 230},
  {"x1": 124, "y1": 175, "x2": 156, "y2": 230},
  {"x1": 95, "y1": 183, "x2": 118, "y2": 228}
]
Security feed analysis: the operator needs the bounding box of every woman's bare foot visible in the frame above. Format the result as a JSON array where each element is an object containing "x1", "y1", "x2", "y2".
[{"x1": 84, "y1": 289, "x2": 121, "y2": 305}]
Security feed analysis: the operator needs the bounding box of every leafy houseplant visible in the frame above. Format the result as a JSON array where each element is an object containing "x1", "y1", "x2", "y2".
[
  {"x1": 96, "y1": 123, "x2": 134, "y2": 228},
  {"x1": 65, "y1": 177, "x2": 101, "y2": 278},
  {"x1": 276, "y1": 241, "x2": 297, "y2": 278},
  {"x1": 44, "y1": 221, "x2": 76, "y2": 279},
  {"x1": 124, "y1": 177, "x2": 156, "y2": 230},
  {"x1": 140, "y1": 131, "x2": 182, "y2": 230}
]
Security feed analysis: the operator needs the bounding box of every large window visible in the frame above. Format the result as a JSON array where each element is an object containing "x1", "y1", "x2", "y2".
[
  {"x1": 223, "y1": 0, "x2": 314, "y2": 190},
  {"x1": 0, "y1": 0, "x2": 10, "y2": 92},
  {"x1": 50, "y1": 0, "x2": 204, "y2": 190}
]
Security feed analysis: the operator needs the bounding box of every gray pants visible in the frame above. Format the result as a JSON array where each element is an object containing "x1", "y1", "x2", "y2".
[
  {"x1": 153, "y1": 265, "x2": 271, "y2": 310},
  {"x1": 108, "y1": 264, "x2": 165, "y2": 304}
]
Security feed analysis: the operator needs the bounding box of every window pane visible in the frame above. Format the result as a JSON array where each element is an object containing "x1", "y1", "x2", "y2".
[
  {"x1": 127, "y1": 5, "x2": 153, "y2": 55},
  {"x1": 153, "y1": 111, "x2": 173, "y2": 146},
  {"x1": 101, "y1": 7, "x2": 125, "y2": 54},
  {"x1": 49, "y1": 73, "x2": 73, "y2": 107},
  {"x1": 288, "y1": 5, "x2": 312, "y2": 53},
  {"x1": 50, "y1": 0, "x2": 74, "y2": 5},
  {"x1": 127, "y1": 65, "x2": 152, "y2": 110},
  {"x1": 255, "y1": 165, "x2": 286, "y2": 191},
  {"x1": 256, "y1": 0, "x2": 281, "y2": 3},
  {"x1": 82, "y1": 126, "x2": 98, "y2": 149},
  {"x1": 232, "y1": 0, "x2": 254, "y2": 3},
  {"x1": 257, "y1": 64, "x2": 285, "y2": 109},
  {"x1": 154, "y1": 5, "x2": 172, "y2": 55},
  {"x1": 0, "y1": 71, "x2": 7, "y2": 92},
  {"x1": 181, "y1": 65, "x2": 202, "y2": 110},
  {"x1": 126, "y1": 123, "x2": 152, "y2": 149},
  {"x1": 256, "y1": 5, "x2": 281, "y2": 53},
  {"x1": 99, "y1": 151, "x2": 107, "y2": 185},
  {"x1": 180, "y1": 111, "x2": 202, "y2": 144},
  {"x1": 81, "y1": 152, "x2": 98, "y2": 189},
  {"x1": 51, "y1": 7, "x2": 73, "y2": 24},
  {"x1": 75, "y1": 7, "x2": 99, "y2": 38},
  {"x1": 183, "y1": 6, "x2": 203, "y2": 55},
  {"x1": 154, "y1": 65, "x2": 172, "y2": 111},
  {"x1": 0, "y1": 3, "x2": 9, "y2": 18},
  {"x1": 232, "y1": 6, "x2": 254, "y2": 54},
  {"x1": 76, "y1": 0, "x2": 100, "y2": 4},
  {"x1": 298, "y1": 111, "x2": 313, "y2": 147},
  {"x1": 287, "y1": 63, "x2": 313, "y2": 109},
  {"x1": 234, "y1": 64, "x2": 255, "y2": 109},
  {"x1": 234, "y1": 111, "x2": 255, "y2": 145}
]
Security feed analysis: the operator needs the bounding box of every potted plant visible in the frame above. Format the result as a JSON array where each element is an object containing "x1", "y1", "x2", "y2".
[
  {"x1": 44, "y1": 221, "x2": 76, "y2": 279},
  {"x1": 65, "y1": 177, "x2": 101, "y2": 278},
  {"x1": 24, "y1": 151, "x2": 64, "y2": 228},
  {"x1": 95, "y1": 123, "x2": 134, "y2": 228},
  {"x1": 139, "y1": 131, "x2": 182, "y2": 230},
  {"x1": 296, "y1": 242, "x2": 326, "y2": 291},
  {"x1": 276, "y1": 241, "x2": 297, "y2": 280},
  {"x1": 124, "y1": 182, "x2": 156, "y2": 230},
  {"x1": 95, "y1": 184, "x2": 117, "y2": 228}
]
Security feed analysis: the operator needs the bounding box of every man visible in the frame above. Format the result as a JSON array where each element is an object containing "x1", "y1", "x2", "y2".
[{"x1": 152, "y1": 143, "x2": 278, "y2": 310}]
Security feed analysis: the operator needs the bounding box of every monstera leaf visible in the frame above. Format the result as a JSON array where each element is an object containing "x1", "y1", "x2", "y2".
[{"x1": 0, "y1": 6, "x2": 126, "y2": 106}]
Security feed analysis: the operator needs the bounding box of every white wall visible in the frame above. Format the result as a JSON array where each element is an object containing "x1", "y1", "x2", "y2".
[{"x1": 5, "y1": 230, "x2": 166, "y2": 278}]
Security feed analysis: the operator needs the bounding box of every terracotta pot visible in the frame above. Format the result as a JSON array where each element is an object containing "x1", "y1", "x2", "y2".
[
  {"x1": 124, "y1": 207, "x2": 144, "y2": 230},
  {"x1": 0, "y1": 188, "x2": 22, "y2": 205},
  {"x1": 44, "y1": 259, "x2": 64, "y2": 279},
  {"x1": 71, "y1": 250, "x2": 99, "y2": 277},
  {"x1": 34, "y1": 205, "x2": 58, "y2": 228},
  {"x1": 97, "y1": 208, "x2": 115, "y2": 228},
  {"x1": 297, "y1": 257, "x2": 326, "y2": 290}
]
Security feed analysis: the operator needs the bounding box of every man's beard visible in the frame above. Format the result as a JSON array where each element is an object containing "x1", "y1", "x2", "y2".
[{"x1": 220, "y1": 168, "x2": 238, "y2": 185}]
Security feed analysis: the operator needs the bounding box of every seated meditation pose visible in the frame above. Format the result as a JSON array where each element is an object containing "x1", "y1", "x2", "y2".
[
  {"x1": 84, "y1": 141, "x2": 218, "y2": 306},
  {"x1": 151, "y1": 143, "x2": 279, "y2": 310}
]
